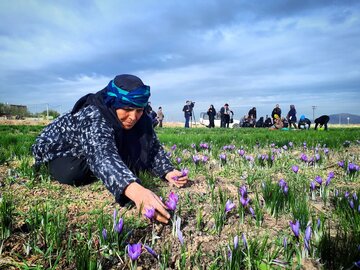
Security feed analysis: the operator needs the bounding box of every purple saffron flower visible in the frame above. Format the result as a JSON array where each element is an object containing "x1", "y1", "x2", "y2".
[
  {"x1": 358, "y1": 205, "x2": 360, "y2": 213},
  {"x1": 176, "y1": 157, "x2": 182, "y2": 164},
  {"x1": 171, "y1": 144, "x2": 177, "y2": 151},
  {"x1": 271, "y1": 155, "x2": 275, "y2": 161},
  {"x1": 114, "y1": 218, "x2": 124, "y2": 234},
  {"x1": 192, "y1": 155, "x2": 201, "y2": 164},
  {"x1": 128, "y1": 243, "x2": 142, "y2": 261},
  {"x1": 234, "y1": 235, "x2": 239, "y2": 249},
  {"x1": 144, "y1": 207, "x2": 155, "y2": 220},
  {"x1": 289, "y1": 142, "x2": 293, "y2": 147},
  {"x1": 300, "y1": 153, "x2": 308, "y2": 162},
  {"x1": 353, "y1": 192, "x2": 358, "y2": 201},
  {"x1": 283, "y1": 185, "x2": 289, "y2": 195},
  {"x1": 278, "y1": 179, "x2": 287, "y2": 188},
  {"x1": 328, "y1": 171, "x2": 335, "y2": 179},
  {"x1": 168, "y1": 192, "x2": 179, "y2": 203},
  {"x1": 324, "y1": 148, "x2": 329, "y2": 155},
  {"x1": 191, "y1": 143, "x2": 196, "y2": 148},
  {"x1": 317, "y1": 218, "x2": 321, "y2": 229},
  {"x1": 315, "y1": 154, "x2": 321, "y2": 161},
  {"x1": 315, "y1": 176, "x2": 323, "y2": 185},
  {"x1": 310, "y1": 181, "x2": 316, "y2": 191},
  {"x1": 240, "y1": 196, "x2": 250, "y2": 207},
  {"x1": 292, "y1": 165, "x2": 299, "y2": 173},
  {"x1": 239, "y1": 186, "x2": 247, "y2": 197},
  {"x1": 325, "y1": 176, "x2": 331, "y2": 186},
  {"x1": 202, "y1": 156, "x2": 209, "y2": 163},
  {"x1": 144, "y1": 245, "x2": 158, "y2": 258},
  {"x1": 349, "y1": 200, "x2": 354, "y2": 209},
  {"x1": 249, "y1": 207, "x2": 255, "y2": 218},
  {"x1": 283, "y1": 145, "x2": 288, "y2": 151},
  {"x1": 219, "y1": 153, "x2": 227, "y2": 161},
  {"x1": 238, "y1": 149, "x2": 245, "y2": 156},
  {"x1": 225, "y1": 200, "x2": 235, "y2": 213},
  {"x1": 338, "y1": 160, "x2": 345, "y2": 168},
  {"x1": 102, "y1": 228, "x2": 107, "y2": 240},
  {"x1": 166, "y1": 200, "x2": 177, "y2": 211},
  {"x1": 354, "y1": 260, "x2": 360, "y2": 268},
  {"x1": 305, "y1": 226, "x2": 312, "y2": 241},
  {"x1": 345, "y1": 191, "x2": 350, "y2": 198},
  {"x1": 289, "y1": 220, "x2": 300, "y2": 238},
  {"x1": 348, "y1": 163, "x2": 356, "y2": 172},
  {"x1": 200, "y1": 143, "x2": 209, "y2": 149}
]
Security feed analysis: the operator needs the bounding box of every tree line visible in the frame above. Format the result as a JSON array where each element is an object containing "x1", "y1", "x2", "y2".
[{"x1": 0, "y1": 103, "x2": 60, "y2": 119}]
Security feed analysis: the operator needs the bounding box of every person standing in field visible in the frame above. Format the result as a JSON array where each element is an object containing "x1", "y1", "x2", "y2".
[
  {"x1": 271, "y1": 104, "x2": 281, "y2": 122},
  {"x1": 207, "y1": 104, "x2": 216, "y2": 128},
  {"x1": 220, "y1": 103, "x2": 231, "y2": 128},
  {"x1": 314, "y1": 115, "x2": 330, "y2": 130},
  {"x1": 157, "y1": 106, "x2": 164, "y2": 128},
  {"x1": 287, "y1": 104, "x2": 297, "y2": 129},
  {"x1": 32, "y1": 74, "x2": 188, "y2": 224},
  {"x1": 182, "y1": 101, "x2": 194, "y2": 128},
  {"x1": 248, "y1": 107, "x2": 257, "y2": 121}
]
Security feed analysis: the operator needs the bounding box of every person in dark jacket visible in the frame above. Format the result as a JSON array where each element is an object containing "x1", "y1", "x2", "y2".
[
  {"x1": 182, "y1": 101, "x2": 194, "y2": 128},
  {"x1": 298, "y1": 115, "x2": 311, "y2": 130},
  {"x1": 271, "y1": 104, "x2": 281, "y2": 122},
  {"x1": 32, "y1": 74, "x2": 188, "y2": 224},
  {"x1": 287, "y1": 105, "x2": 297, "y2": 129},
  {"x1": 248, "y1": 107, "x2": 257, "y2": 120},
  {"x1": 314, "y1": 115, "x2": 330, "y2": 130},
  {"x1": 220, "y1": 103, "x2": 232, "y2": 128},
  {"x1": 207, "y1": 104, "x2": 216, "y2": 128}
]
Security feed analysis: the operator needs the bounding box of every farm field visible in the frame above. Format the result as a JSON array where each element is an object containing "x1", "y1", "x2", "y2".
[{"x1": 0, "y1": 125, "x2": 360, "y2": 269}]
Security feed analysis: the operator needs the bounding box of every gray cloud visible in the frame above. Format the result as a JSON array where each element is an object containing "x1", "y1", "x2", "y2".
[{"x1": 0, "y1": 0, "x2": 359, "y2": 121}]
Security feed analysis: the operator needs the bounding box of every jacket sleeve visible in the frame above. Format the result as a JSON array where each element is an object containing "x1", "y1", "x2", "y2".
[
  {"x1": 149, "y1": 132, "x2": 174, "y2": 178},
  {"x1": 78, "y1": 108, "x2": 139, "y2": 204}
]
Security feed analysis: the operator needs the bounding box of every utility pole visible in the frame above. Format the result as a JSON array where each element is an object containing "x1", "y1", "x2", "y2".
[{"x1": 312, "y1": 106, "x2": 317, "y2": 121}]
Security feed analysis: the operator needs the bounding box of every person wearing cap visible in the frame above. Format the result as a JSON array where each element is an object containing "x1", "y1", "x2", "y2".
[
  {"x1": 182, "y1": 101, "x2": 194, "y2": 128},
  {"x1": 298, "y1": 115, "x2": 311, "y2": 130},
  {"x1": 314, "y1": 115, "x2": 330, "y2": 130},
  {"x1": 32, "y1": 74, "x2": 188, "y2": 224}
]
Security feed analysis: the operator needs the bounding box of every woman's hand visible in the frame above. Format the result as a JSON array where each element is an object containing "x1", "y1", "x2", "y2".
[
  {"x1": 165, "y1": 169, "x2": 188, "y2": 188},
  {"x1": 124, "y1": 182, "x2": 170, "y2": 223}
]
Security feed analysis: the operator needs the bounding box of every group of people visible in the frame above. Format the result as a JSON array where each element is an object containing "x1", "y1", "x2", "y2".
[{"x1": 205, "y1": 103, "x2": 234, "y2": 128}]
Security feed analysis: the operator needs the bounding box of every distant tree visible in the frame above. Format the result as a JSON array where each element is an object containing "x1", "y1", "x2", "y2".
[{"x1": 0, "y1": 103, "x2": 31, "y2": 118}]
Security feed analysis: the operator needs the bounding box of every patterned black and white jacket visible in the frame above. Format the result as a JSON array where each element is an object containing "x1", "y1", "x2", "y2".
[{"x1": 32, "y1": 105, "x2": 174, "y2": 203}]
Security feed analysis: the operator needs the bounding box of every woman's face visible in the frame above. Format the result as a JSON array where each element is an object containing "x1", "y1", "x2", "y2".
[{"x1": 116, "y1": 107, "x2": 144, "y2": 130}]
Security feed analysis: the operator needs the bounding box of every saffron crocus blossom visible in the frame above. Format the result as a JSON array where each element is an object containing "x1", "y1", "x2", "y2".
[
  {"x1": 345, "y1": 191, "x2": 350, "y2": 198},
  {"x1": 249, "y1": 207, "x2": 255, "y2": 218},
  {"x1": 328, "y1": 171, "x2": 335, "y2": 179},
  {"x1": 144, "y1": 207, "x2": 155, "y2": 220},
  {"x1": 191, "y1": 143, "x2": 196, "y2": 148},
  {"x1": 166, "y1": 192, "x2": 179, "y2": 211},
  {"x1": 144, "y1": 245, "x2": 158, "y2": 259},
  {"x1": 315, "y1": 154, "x2": 321, "y2": 161},
  {"x1": 114, "y1": 218, "x2": 124, "y2": 234},
  {"x1": 338, "y1": 160, "x2": 345, "y2": 168},
  {"x1": 234, "y1": 235, "x2": 239, "y2": 249},
  {"x1": 289, "y1": 220, "x2": 300, "y2": 238},
  {"x1": 202, "y1": 156, "x2": 209, "y2": 163},
  {"x1": 289, "y1": 142, "x2": 293, "y2": 147},
  {"x1": 102, "y1": 228, "x2": 107, "y2": 240},
  {"x1": 240, "y1": 196, "x2": 250, "y2": 207},
  {"x1": 172, "y1": 168, "x2": 189, "y2": 181},
  {"x1": 200, "y1": 142, "x2": 209, "y2": 149},
  {"x1": 283, "y1": 185, "x2": 289, "y2": 195},
  {"x1": 225, "y1": 200, "x2": 235, "y2": 213},
  {"x1": 239, "y1": 186, "x2": 247, "y2": 198},
  {"x1": 238, "y1": 149, "x2": 245, "y2": 156},
  {"x1": 353, "y1": 192, "x2": 358, "y2": 201},
  {"x1": 300, "y1": 153, "x2": 308, "y2": 162},
  {"x1": 279, "y1": 179, "x2": 288, "y2": 194},
  {"x1": 317, "y1": 219, "x2": 321, "y2": 229},
  {"x1": 192, "y1": 155, "x2": 201, "y2": 164},
  {"x1": 349, "y1": 200, "x2": 354, "y2": 209},
  {"x1": 310, "y1": 181, "x2": 316, "y2": 191},
  {"x1": 292, "y1": 165, "x2": 299, "y2": 173},
  {"x1": 304, "y1": 226, "x2": 312, "y2": 251},
  {"x1": 283, "y1": 145, "x2": 288, "y2": 151},
  {"x1": 324, "y1": 148, "x2": 329, "y2": 155},
  {"x1": 355, "y1": 260, "x2": 360, "y2": 268},
  {"x1": 128, "y1": 243, "x2": 142, "y2": 261},
  {"x1": 176, "y1": 157, "x2": 182, "y2": 164},
  {"x1": 315, "y1": 176, "x2": 323, "y2": 185},
  {"x1": 325, "y1": 176, "x2": 332, "y2": 186},
  {"x1": 219, "y1": 153, "x2": 226, "y2": 161},
  {"x1": 171, "y1": 144, "x2": 177, "y2": 151}
]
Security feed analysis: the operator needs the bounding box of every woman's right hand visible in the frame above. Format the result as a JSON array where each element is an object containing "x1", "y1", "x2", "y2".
[{"x1": 124, "y1": 182, "x2": 170, "y2": 224}]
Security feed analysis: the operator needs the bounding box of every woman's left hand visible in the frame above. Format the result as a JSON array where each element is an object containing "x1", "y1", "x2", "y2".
[{"x1": 165, "y1": 170, "x2": 188, "y2": 188}]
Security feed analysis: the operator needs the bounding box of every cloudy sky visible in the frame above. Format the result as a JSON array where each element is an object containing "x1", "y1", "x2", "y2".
[{"x1": 1, "y1": 0, "x2": 359, "y2": 122}]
